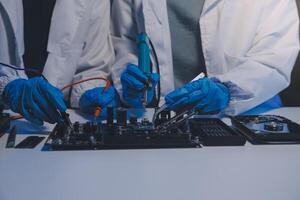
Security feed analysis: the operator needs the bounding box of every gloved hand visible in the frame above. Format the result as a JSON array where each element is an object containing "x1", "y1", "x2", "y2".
[
  {"x1": 3, "y1": 77, "x2": 67, "y2": 125},
  {"x1": 121, "y1": 64, "x2": 159, "y2": 108},
  {"x1": 165, "y1": 78, "x2": 230, "y2": 113},
  {"x1": 79, "y1": 86, "x2": 118, "y2": 118}
]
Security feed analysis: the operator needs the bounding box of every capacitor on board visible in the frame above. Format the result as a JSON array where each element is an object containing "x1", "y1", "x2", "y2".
[{"x1": 117, "y1": 108, "x2": 127, "y2": 127}]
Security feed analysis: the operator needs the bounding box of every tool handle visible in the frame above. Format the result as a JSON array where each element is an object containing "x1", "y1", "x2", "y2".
[{"x1": 137, "y1": 33, "x2": 151, "y2": 73}]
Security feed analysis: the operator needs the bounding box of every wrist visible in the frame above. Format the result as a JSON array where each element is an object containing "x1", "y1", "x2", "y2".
[{"x1": 216, "y1": 82, "x2": 231, "y2": 110}]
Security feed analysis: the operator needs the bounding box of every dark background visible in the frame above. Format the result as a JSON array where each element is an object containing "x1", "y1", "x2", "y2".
[
  {"x1": 281, "y1": 55, "x2": 300, "y2": 106},
  {"x1": 280, "y1": 0, "x2": 300, "y2": 106}
]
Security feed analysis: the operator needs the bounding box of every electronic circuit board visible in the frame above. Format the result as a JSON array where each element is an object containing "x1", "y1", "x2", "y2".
[{"x1": 44, "y1": 108, "x2": 246, "y2": 150}]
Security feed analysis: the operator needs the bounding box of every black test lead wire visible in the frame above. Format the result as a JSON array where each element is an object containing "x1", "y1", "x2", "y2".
[{"x1": 0, "y1": 62, "x2": 47, "y2": 80}]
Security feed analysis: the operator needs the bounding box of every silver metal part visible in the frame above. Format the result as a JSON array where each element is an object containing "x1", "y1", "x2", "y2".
[
  {"x1": 152, "y1": 103, "x2": 168, "y2": 125},
  {"x1": 152, "y1": 72, "x2": 206, "y2": 126},
  {"x1": 155, "y1": 109, "x2": 195, "y2": 133}
]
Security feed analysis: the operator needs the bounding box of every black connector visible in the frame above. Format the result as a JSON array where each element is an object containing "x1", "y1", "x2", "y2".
[
  {"x1": 60, "y1": 112, "x2": 72, "y2": 128},
  {"x1": 6, "y1": 126, "x2": 16, "y2": 148}
]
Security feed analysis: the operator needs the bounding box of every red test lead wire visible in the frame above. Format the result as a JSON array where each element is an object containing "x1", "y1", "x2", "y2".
[
  {"x1": 60, "y1": 77, "x2": 111, "y2": 92},
  {"x1": 59, "y1": 77, "x2": 111, "y2": 121}
]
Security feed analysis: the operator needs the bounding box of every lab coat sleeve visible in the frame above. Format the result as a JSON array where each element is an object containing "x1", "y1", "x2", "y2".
[
  {"x1": 0, "y1": 65, "x2": 27, "y2": 102},
  {"x1": 215, "y1": 0, "x2": 300, "y2": 115},
  {"x1": 69, "y1": 0, "x2": 115, "y2": 108},
  {"x1": 110, "y1": 0, "x2": 140, "y2": 100},
  {"x1": 0, "y1": 2, "x2": 27, "y2": 102}
]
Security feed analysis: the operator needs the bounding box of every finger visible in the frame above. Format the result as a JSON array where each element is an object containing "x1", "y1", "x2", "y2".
[
  {"x1": 9, "y1": 83, "x2": 26, "y2": 113},
  {"x1": 80, "y1": 87, "x2": 117, "y2": 114},
  {"x1": 30, "y1": 87, "x2": 55, "y2": 123},
  {"x1": 99, "y1": 107, "x2": 107, "y2": 119},
  {"x1": 80, "y1": 95, "x2": 99, "y2": 114},
  {"x1": 80, "y1": 88, "x2": 99, "y2": 108},
  {"x1": 186, "y1": 78, "x2": 208, "y2": 91},
  {"x1": 165, "y1": 87, "x2": 189, "y2": 105},
  {"x1": 167, "y1": 89, "x2": 206, "y2": 111},
  {"x1": 34, "y1": 86, "x2": 60, "y2": 123},
  {"x1": 168, "y1": 97, "x2": 189, "y2": 111},
  {"x1": 40, "y1": 81, "x2": 67, "y2": 113},
  {"x1": 200, "y1": 92, "x2": 229, "y2": 114},
  {"x1": 21, "y1": 85, "x2": 43, "y2": 125},
  {"x1": 122, "y1": 88, "x2": 144, "y2": 108},
  {"x1": 150, "y1": 73, "x2": 160, "y2": 84},
  {"x1": 188, "y1": 90, "x2": 205, "y2": 104},
  {"x1": 81, "y1": 104, "x2": 95, "y2": 114},
  {"x1": 124, "y1": 88, "x2": 144, "y2": 105},
  {"x1": 36, "y1": 81, "x2": 66, "y2": 124},
  {"x1": 49, "y1": 89, "x2": 67, "y2": 112},
  {"x1": 121, "y1": 72, "x2": 145, "y2": 91},
  {"x1": 146, "y1": 88, "x2": 155, "y2": 104},
  {"x1": 195, "y1": 89, "x2": 220, "y2": 113},
  {"x1": 126, "y1": 64, "x2": 149, "y2": 83},
  {"x1": 97, "y1": 87, "x2": 115, "y2": 107}
]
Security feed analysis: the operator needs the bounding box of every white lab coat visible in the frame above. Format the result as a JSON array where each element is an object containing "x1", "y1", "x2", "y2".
[
  {"x1": 0, "y1": 0, "x2": 114, "y2": 107},
  {"x1": 111, "y1": 0, "x2": 300, "y2": 115}
]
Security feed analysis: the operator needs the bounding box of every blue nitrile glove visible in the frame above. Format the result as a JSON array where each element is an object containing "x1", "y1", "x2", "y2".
[
  {"x1": 165, "y1": 78, "x2": 230, "y2": 113},
  {"x1": 79, "y1": 86, "x2": 118, "y2": 118},
  {"x1": 121, "y1": 64, "x2": 160, "y2": 108},
  {"x1": 3, "y1": 77, "x2": 67, "y2": 125}
]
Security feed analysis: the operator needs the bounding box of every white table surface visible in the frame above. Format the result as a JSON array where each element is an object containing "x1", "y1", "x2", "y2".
[{"x1": 1, "y1": 108, "x2": 300, "y2": 200}]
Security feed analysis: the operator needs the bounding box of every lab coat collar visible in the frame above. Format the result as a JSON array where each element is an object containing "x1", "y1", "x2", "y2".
[
  {"x1": 202, "y1": 0, "x2": 222, "y2": 16},
  {"x1": 142, "y1": 0, "x2": 221, "y2": 23}
]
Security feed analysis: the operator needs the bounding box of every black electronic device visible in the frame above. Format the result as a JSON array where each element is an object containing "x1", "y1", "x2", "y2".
[
  {"x1": 0, "y1": 104, "x2": 10, "y2": 138},
  {"x1": 0, "y1": 132, "x2": 4, "y2": 139},
  {"x1": 15, "y1": 136, "x2": 45, "y2": 149},
  {"x1": 6, "y1": 126, "x2": 16, "y2": 148},
  {"x1": 231, "y1": 115, "x2": 300, "y2": 144},
  {"x1": 190, "y1": 118, "x2": 246, "y2": 146},
  {"x1": 44, "y1": 119, "x2": 197, "y2": 150},
  {"x1": 44, "y1": 108, "x2": 246, "y2": 150}
]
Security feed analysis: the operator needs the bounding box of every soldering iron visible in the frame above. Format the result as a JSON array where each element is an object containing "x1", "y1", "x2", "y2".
[{"x1": 137, "y1": 32, "x2": 152, "y2": 107}]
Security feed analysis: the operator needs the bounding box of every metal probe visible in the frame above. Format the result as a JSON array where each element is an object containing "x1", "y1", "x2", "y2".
[
  {"x1": 152, "y1": 73, "x2": 206, "y2": 126},
  {"x1": 60, "y1": 111, "x2": 73, "y2": 130}
]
